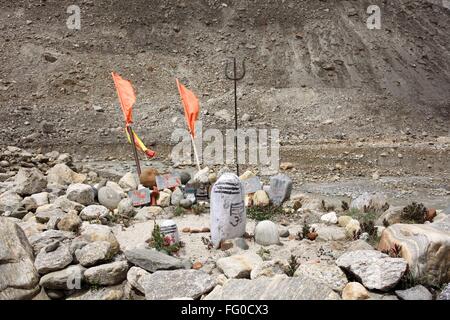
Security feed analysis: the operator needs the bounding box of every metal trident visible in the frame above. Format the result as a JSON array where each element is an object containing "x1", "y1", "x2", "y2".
[{"x1": 225, "y1": 57, "x2": 246, "y2": 176}]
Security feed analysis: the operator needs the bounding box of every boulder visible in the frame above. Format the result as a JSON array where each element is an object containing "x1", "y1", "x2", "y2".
[
  {"x1": 57, "y1": 212, "x2": 82, "y2": 232},
  {"x1": 0, "y1": 191, "x2": 23, "y2": 215},
  {"x1": 35, "y1": 204, "x2": 65, "y2": 223},
  {"x1": 338, "y1": 215, "x2": 353, "y2": 227},
  {"x1": 39, "y1": 265, "x2": 86, "y2": 290},
  {"x1": 268, "y1": 174, "x2": 292, "y2": 206},
  {"x1": 84, "y1": 261, "x2": 129, "y2": 286},
  {"x1": 346, "y1": 240, "x2": 375, "y2": 252},
  {"x1": 156, "y1": 191, "x2": 171, "y2": 207},
  {"x1": 66, "y1": 284, "x2": 124, "y2": 300},
  {"x1": 127, "y1": 266, "x2": 151, "y2": 293},
  {"x1": 345, "y1": 219, "x2": 361, "y2": 238},
  {"x1": 47, "y1": 163, "x2": 86, "y2": 186},
  {"x1": 254, "y1": 220, "x2": 280, "y2": 246},
  {"x1": 250, "y1": 260, "x2": 288, "y2": 279},
  {"x1": 53, "y1": 196, "x2": 85, "y2": 213},
  {"x1": 217, "y1": 252, "x2": 263, "y2": 279},
  {"x1": 34, "y1": 243, "x2": 73, "y2": 275},
  {"x1": 28, "y1": 229, "x2": 76, "y2": 255},
  {"x1": 75, "y1": 241, "x2": 114, "y2": 267},
  {"x1": 253, "y1": 190, "x2": 270, "y2": 207},
  {"x1": 133, "y1": 206, "x2": 163, "y2": 222},
  {"x1": 141, "y1": 270, "x2": 215, "y2": 300},
  {"x1": 171, "y1": 187, "x2": 184, "y2": 206},
  {"x1": 294, "y1": 262, "x2": 348, "y2": 292},
  {"x1": 350, "y1": 192, "x2": 388, "y2": 213},
  {"x1": 124, "y1": 248, "x2": 184, "y2": 273},
  {"x1": 80, "y1": 205, "x2": 110, "y2": 221},
  {"x1": 395, "y1": 285, "x2": 432, "y2": 300},
  {"x1": 80, "y1": 224, "x2": 120, "y2": 254},
  {"x1": 342, "y1": 282, "x2": 369, "y2": 300},
  {"x1": 315, "y1": 224, "x2": 347, "y2": 241},
  {"x1": 13, "y1": 168, "x2": 47, "y2": 196},
  {"x1": 0, "y1": 217, "x2": 40, "y2": 299},
  {"x1": 117, "y1": 198, "x2": 135, "y2": 217},
  {"x1": 336, "y1": 250, "x2": 407, "y2": 291},
  {"x1": 204, "y1": 275, "x2": 340, "y2": 300},
  {"x1": 375, "y1": 206, "x2": 403, "y2": 226},
  {"x1": 377, "y1": 221, "x2": 450, "y2": 285},
  {"x1": 66, "y1": 184, "x2": 95, "y2": 205},
  {"x1": 119, "y1": 172, "x2": 139, "y2": 191},
  {"x1": 98, "y1": 186, "x2": 122, "y2": 210},
  {"x1": 321, "y1": 211, "x2": 338, "y2": 224},
  {"x1": 30, "y1": 192, "x2": 49, "y2": 207}
]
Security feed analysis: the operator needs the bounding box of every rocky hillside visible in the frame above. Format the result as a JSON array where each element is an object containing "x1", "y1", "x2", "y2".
[{"x1": 0, "y1": 0, "x2": 449, "y2": 151}]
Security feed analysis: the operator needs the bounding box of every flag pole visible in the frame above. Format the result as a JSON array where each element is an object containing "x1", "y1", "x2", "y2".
[
  {"x1": 190, "y1": 132, "x2": 201, "y2": 171},
  {"x1": 127, "y1": 125, "x2": 142, "y2": 177}
]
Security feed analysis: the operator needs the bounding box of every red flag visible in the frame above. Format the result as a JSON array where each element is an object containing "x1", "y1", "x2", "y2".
[
  {"x1": 112, "y1": 72, "x2": 136, "y2": 125},
  {"x1": 176, "y1": 79, "x2": 200, "y2": 137}
]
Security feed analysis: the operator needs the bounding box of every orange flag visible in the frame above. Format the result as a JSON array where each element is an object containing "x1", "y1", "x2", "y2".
[
  {"x1": 176, "y1": 79, "x2": 200, "y2": 137},
  {"x1": 112, "y1": 72, "x2": 136, "y2": 125}
]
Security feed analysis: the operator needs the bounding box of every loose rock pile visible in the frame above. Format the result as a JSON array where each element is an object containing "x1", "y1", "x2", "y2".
[{"x1": 0, "y1": 146, "x2": 448, "y2": 300}]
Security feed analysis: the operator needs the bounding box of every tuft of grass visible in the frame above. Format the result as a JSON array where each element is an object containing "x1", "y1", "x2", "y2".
[
  {"x1": 360, "y1": 220, "x2": 380, "y2": 246},
  {"x1": 247, "y1": 205, "x2": 284, "y2": 221},
  {"x1": 400, "y1": 202, "x2": 427, "y2": 224},
  {"x1": 285, "y1": 255, "x2": 300, "y2": 277},
  {"x1": 256, "y1": 247, "x2": 271, "y2": 260},
  {"x1": 174, "y1": 205, "x2": 185, "y2": 217},
  {"x1": 192, "y1": 203, "x2": 206, "y2": 215},
  {"x1": 346, "y1": 208, "x2": 378, "y2": 224}
]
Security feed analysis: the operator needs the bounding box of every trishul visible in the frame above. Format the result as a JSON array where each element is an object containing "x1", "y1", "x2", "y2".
[{"x1": 225, "y1": 57, "x2": 246, "y2": 176}]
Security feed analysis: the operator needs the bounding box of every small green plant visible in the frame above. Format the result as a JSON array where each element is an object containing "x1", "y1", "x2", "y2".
[
  {"x1": 360, "y1": 220, "x2": 380, "y2": 246},
  {"x1": 382, "y1": 244, "x2": 402, "y2": 258},
  {"x1": 149, "y1": 223, "x2": 181, "y2": 255},
  {"x1": 400, "y1": 202, "x2": 427, "y2": 224},
  {"x1": 247, "y1": 205, "x2": 284, "y2": 221},
  {"x1": 192, "y1": 203, "x2": 206, "y2": 215},
  {"x1": 174, "y1": 205, "x2": 185, "y2": 217},
  {"x1": 347, "y1": 208, "x2": 378, "y2": 224},
  {"x1": 286, "y1": 255, "x2": 300, "y2": 277},
  {"x1": 257, "y1": 247, "x2": 271, "y2": 260}
]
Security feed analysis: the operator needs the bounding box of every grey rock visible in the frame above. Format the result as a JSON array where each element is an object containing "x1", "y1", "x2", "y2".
[
  {"x1": 141, "y1": 270, "x2": 216, "y2": 300},
  {"x1": 254, "y1": 220, "x2": 280, "y2": 246},
  {"x1": 336, "y1": 250, "x2": 407, "y2": 291},
  {"x1": 133, "y1": 206, "x2": 163, "y2": 221},
  {"x1": 217, "y1": 252, "x2": 263, "y2": 279},
  {"x1": 80, "y1": 223, "x2": 120, "y2": 254},
  {"x1": 395, "y1": 285, "x2": 432, "y2": 300},
  {"x1": 250, "y1": 260, "x2": 288, "y2": 279},
  {"x1": 34, "y1": 244, "x2": 73, "y2": 275},
  {"x1": 66, "y1": 283, "x2": 124, "y2": 300},
  {"x1": 346, "y1": 240, "x2": 375, "y2": 252},
  {"x1": 350, "y1": 192, "x2": 388, "y2": 213},
  {"x1": 45, "y1": 289, "x2": 65, "y2": 300},
  {"x1": 39, "y1": 265, "x2": 86, "y2": 290},
  {"x1": 53, "y1": 196, "x2": 85, "y2": 213},
  {"x1": 315, "y1": 224, "x2": 347, "y2": 241},
  {"x1": 98, "y1": 186, "x2": 122, "y2": 210},
  {"x1": 66, "y1": 183, "x2": 95, "y2": 205},
  {"x1": 119, "y1": 172, "x2": 139, "y2": 191},
  {"x1": 75, "y1": 241, "x2": 114, "y2": 267},
  {"x1": 175, "y1": 171, "x2": 191, "y2": 185},
  {"x1": 171, "y1": 187, "x2": 184, "y2": 206},
  {"x1": 179, "y1": 199, "x2": 193, "y2": 209},
  {"x1": 84, "y1": 261, "x2": 129, "y2": 286},
  {"x1": 268, "y1": 174, "x2": 292, "y2": 206},
  {"x1": 0, "y1": 217, "x2": 40, "y2": 300},
  {"x1": 57, "y1": 213, "x2": 82, "y2": 232},
  {"x1": 0, "y1": 191, "x2": 23, "y2": 215},
  {"x1": 28, "y1": 229, "x2": 76, "y2": 255},
  {"x1": 117, "y1": 198, "x2": 135, "y2": 217},
  {"x1": 233, "y1": 238, "x2": 249, "y2": 250},
  {"x1": 205, "y1": 275, "x2": 340, "y2": 300},
  {"x1": 294, "y1": 263, "x2": 348, "y2": 292},
  {"x1": 35, "y1": 204, "x2": 65, "y2": 223},
  {"x1": 47, "y1": 163, "x2": 86, "y2": 186},
  {"x1": 30, "y1": 192, "x2": 49, "y2": 207},
  {"x1": 80, "y1": 205, "x2": 110, "y2": 221},
  {"x1": 127, "y1": 266, "x2": 151, "y2": 293},
  {"x1": 124, "y1": 248, "x2": 184, "y2": 273},
  {"x1": 13, "y1": 167, "x2": 47, "y2": 196}
]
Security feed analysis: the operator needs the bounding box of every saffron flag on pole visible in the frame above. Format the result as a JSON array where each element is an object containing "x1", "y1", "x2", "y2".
[
  {"x1": 176, "y1": 79, "x2": 200, "y2": 137},
  {"x1": 112, "y1": 72, "x2": 135, "y2": 125}
]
